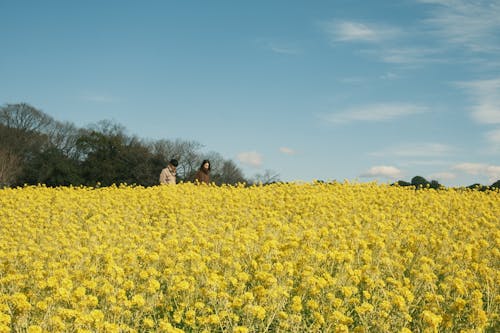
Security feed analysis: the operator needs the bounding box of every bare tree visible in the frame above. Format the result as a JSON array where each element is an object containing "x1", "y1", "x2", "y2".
[
  {"x1": 251, "y1": 169, "x2": 281, "y2": 185},
  {"x1": 201, "y1": 151, "x2": 225, "y2": 177},
  {"x1": 176, "y1": 140, "x2": 204, "y2": 181},
  {"x1": 46, "y1": 121, "x2": 83, "y2": 159},
  {"x1": 0, "y1": 147, "x2": 21, "y2": 187},
  {"x1": 0, "y1": 103, "x2": 55, "y2": 161},
  {"x1": 0, "y1": 104, "x2": 57, "y2": 186},
  {"x1": 0, "y1": 103, "x2": 251, "y2": 187},
  {"x1": 150, "y1": 138, "x2": 204, "y2": 181},
  {"x1": 0, "y1": 103, "x2": 53, "y2": 133},
  {"x1": 87, "y1": 119, "x2": 127, "y2": 137},
  {"x1": 216, "y1": 160, "x2": 247, "y2": 185}
]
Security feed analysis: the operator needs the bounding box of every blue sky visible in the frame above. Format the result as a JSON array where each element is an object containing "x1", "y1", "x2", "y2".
[{"x1": 1, "y1": 0, "x2": 500, "y2": 186}]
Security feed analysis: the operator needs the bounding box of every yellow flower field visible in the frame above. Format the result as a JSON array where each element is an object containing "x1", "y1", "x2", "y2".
[{"x1": 0, "y1": 182, "x2": 499, "y2": 332}]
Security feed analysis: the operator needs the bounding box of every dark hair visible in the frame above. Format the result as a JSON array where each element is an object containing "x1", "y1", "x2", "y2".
[
  {"x1": 169, "y1": 159, "x2": 179, "y2": 167},
  {"x1": 200, "y1": 159, "x2": 211, "y2": 171}
]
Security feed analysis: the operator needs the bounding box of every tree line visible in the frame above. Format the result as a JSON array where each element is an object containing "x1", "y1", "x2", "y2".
[
  {"x1": 0, "y1": 103, "x2": 252, "y2": 187},
  {"x1": 2, "y1": 103, "x2": 497, "y2": 189},
  {"x1": 394, "y1": 176, "x2": 500, "y2": 191}
]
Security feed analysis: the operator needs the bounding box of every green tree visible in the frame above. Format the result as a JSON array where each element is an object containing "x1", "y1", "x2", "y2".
[
  {"x1": 20, "y1": 147, "x2": 83, "y2": 186},
  {"x1": 0, "y1": 103, "x2": 60, "y2": 185},
  {"x1": 411, "y1": 176, "x2": 429, "y2": 188},
  {"x1": 429, "y1": 179, "x2": 441, "y2": 190},
  {"x1": 76, "y1": 121, "x2": 132, "y2": 186},
  {"x1": 1, "y1": 104, "x2": 250, "y2": 187},
  {"x1": 75, "y1": 120, "x2": 175, "y2": 186}
]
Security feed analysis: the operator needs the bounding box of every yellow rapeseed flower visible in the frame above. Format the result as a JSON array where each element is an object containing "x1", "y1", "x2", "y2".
[{"x1": 0, "y1": 183, "x2": 498, "y2": 332}]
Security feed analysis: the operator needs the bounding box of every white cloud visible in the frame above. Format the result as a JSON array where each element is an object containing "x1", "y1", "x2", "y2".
[
  {"x1": 360, "y1": 166, "x2": 402, "y2": 179},
  {"x1": 322, "y1": 20, "x2": 401, "y2": 43},
  {"x1": 321, "y1": 1, "x2": 500, "y2": 66},
  {"x1": 237, "y1": 151, "x2": 263, "y2": 167},
  {"x1": 484, "y1": 128, "x2": 500, "y2": 153},
  {"x1": 417, "y1": 0, "x2": 500, "y2": 53},
  {"x1": 452, "y1": 162, "x2": 500, "y2": 181},
  {"x1": 279, "y1": 147, "x2": 296, "y2": 155},
  {"x1": 321, "y1": 19, "x2": 443, "y2": 65},
  {"x1": 324, "y1": 103, "x2": 427, "y2": 123},
  {"x1": 486, "y1": 128, "x2": 500, "y2": 144},
  {"x1": 369, "y1": 142, "x2": 455, "y2": 157},
  {"x1": 456, "y1": 79, "x2": 500, "y2": 124}
]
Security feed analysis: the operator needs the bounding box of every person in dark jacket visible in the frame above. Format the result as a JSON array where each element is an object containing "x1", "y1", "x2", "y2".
[{"x1": 194, "y1": 160, "x2": 211, "y2": 184}]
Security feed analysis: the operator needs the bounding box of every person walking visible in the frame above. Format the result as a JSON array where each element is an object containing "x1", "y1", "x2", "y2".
[
  {"x1": 159, "y1": 159, "x2": 178, "y2": 185},
  {"x1": 194, "y1": 159, "x2": 211, "y2": 184}
]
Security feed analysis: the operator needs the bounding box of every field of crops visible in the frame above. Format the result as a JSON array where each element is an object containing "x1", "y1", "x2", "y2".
[{"x1": 0, "y1": 182, "x2": 499, "y2": 332}]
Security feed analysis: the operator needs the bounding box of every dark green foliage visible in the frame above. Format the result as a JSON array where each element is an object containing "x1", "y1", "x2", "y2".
[
  {"x1": 466, "y1": 183, "x2": 489, "y2": 191},
  {"x1": 429, "y1": 180, "x2": 441, "y2": 190},
  {"x1": 2, "y1": 103, "x2": 498, "y2": 189},
  {"x1": 411, "y1": 176, "x2": 429, "y2": 188},
  {"x1": 1, "y1": 103, "x2": 249, "y2": 187},
  {"x1": 19, "y1": 147, "x2": 83, "y2": 186},
  {"x1": 393, "y1": 177, "x2": 443, "y2": 190}
]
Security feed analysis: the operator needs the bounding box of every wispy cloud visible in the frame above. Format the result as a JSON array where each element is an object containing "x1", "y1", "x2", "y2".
[
  {"x1": 417, "y1": 0, "x2": 500, "y2": 53},
  {"x1": 321, "y1": 19, "x2": 443, "y2": 65},
  {"x1": 398, "y1": 159, "x2": 449, "y2": 167},
  {"x1": 485, "y1": 128, "x2": 500, "y2": 154},
  {"x1": 380, "y1": 72, "x2": 399, "y2": 80},
  {"x1": 256, "y1": 39, "x2": 301, "y2": 55},
  {"x1": 369, "y1": 47, "x2": 443, "y2": 64},
  {"x1": 338, "y1": 76, "x2": 368, "y2": 84},
  {"x1": 369, "y1": 142, "x2": 455, "y2": 157},
  {"x1": 360, "y1": 165, "x2": 402, "y2": 179},
  {"x1": 456, "y1": 78, "x2": 500, "y2": 124},
  {"x1": 322, "y1": 1, "x2": 500, "y2": 66},
  {"x1": 81, "y1": 92, "x2": 118, "y2": 103},
  {"x1": 452, "y1": 162, "x2": 500, "y2": 182},
  {"x1": 428, "y1": 171, "x2": 457, "y2": 181},
  {"x1": 237, "y1": 151, "x2": 263, "y2": 167},
  {"x1": 485, "y1": 128, "x2": 500, "y2": 145},
  {"x1": 268, "y1": 42, "x2": 300, "y2": 55},
  {"x1": 279, "y1": 147, "x2": 296, "y2": 155},
  {"x1": 322, "y1": 20, "x2": 401, "y2": 43},
  {"x1": 323, "y1": 103, "x2": 428, "y2": 123}
]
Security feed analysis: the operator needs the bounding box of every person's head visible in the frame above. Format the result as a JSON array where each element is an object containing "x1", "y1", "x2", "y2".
[
  {"x1": 169, "y1": 159, "x2": 179, "y2": 168},
  {"x1": 200, "y1": 159, "x2": 211, "y2": 171}
]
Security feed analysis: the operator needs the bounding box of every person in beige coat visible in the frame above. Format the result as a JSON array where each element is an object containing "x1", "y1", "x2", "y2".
[{"x1": 159, "y1": 159, "x2": 178, "y2": 185}]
